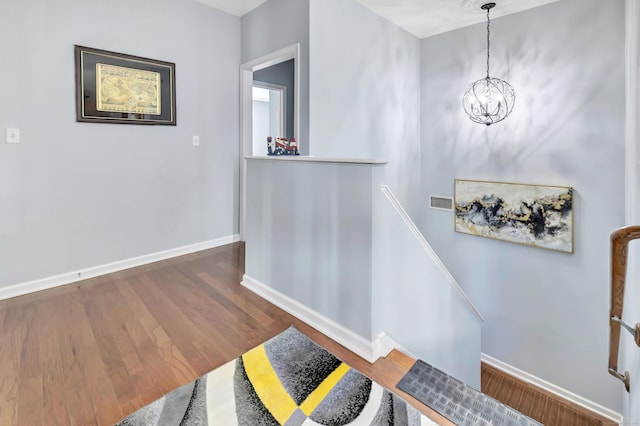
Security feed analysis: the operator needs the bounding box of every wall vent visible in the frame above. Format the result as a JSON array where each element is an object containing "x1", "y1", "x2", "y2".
[{"x1": 429, "y1": 195, "x2": 453, "y2": 211}]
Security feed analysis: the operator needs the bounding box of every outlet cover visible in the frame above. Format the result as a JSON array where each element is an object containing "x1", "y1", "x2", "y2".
[{"x1": 6, "y1": 128, "x2": 20, "y2": 144}]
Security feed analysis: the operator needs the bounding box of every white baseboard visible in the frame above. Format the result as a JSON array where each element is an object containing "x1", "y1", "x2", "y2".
[
  {"x1": 0, "y1": 234, "x2": 240, "y2": 301},
  {"x1": 241, "y1": 274, "x2": 378, "y2": 363},
  {"x1": 371, "y1": 331, "x2": 414, "y2": 361},
  {"x1": 481, "y1": 353, "x2": 623, "y2": 424}
]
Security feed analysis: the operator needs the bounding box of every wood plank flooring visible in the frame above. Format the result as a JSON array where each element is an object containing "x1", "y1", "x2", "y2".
[
  {"x1": 0, "y1": 242, "x2": 612, "y2": 425},
  {"x1": 0, "y1": 243, "x2": 451, "y2": 425},
  {"x1": 481, "y1": 363, "x2": 616, "y2": 426}
]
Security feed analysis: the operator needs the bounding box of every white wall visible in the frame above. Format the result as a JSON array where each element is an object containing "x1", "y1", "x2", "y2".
[
  {"x1": 309, "y1": 0, "x2": 421, "y2": 219},
  {"x1": 0, "y1": 0, "x2": 240, "y2": 288},
  {"x1": 420, "y1": 0, "x2": 625, "y2": 413},
  {"x1": 242, "y1": 0, "x2": 310, "y2": 154}
]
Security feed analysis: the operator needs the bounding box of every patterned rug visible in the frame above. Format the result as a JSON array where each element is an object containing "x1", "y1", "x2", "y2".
[{"x1": 114, "y1": 326, "x2": 437, "y2": 425}]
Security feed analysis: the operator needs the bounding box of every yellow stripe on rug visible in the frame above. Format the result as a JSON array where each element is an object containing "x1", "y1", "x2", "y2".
[
  {"x1": 299, "y1": 362, "x2": 350, "y2": 416},
  {"x1": 242, "y1": 344, "x2": 298, "y2": 424}
]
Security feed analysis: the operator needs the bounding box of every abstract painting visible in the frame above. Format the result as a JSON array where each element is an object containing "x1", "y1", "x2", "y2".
[{"x1": 454, "y1": 180, "x2": 573, "y2": 253}]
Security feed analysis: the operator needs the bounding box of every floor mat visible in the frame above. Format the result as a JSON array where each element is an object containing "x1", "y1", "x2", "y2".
[{"x1": 397, "y1": 360, "x2": 543, "y2": 426}]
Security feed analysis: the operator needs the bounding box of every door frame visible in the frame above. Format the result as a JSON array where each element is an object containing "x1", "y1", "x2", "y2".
[{"x1": 239, "y1": 43, "x2": 300, "y2": 240}]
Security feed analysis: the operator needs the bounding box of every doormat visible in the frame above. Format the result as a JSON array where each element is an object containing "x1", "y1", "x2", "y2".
[{"x1": 397, "y1": 360, "x2": 542, "y2": 426}]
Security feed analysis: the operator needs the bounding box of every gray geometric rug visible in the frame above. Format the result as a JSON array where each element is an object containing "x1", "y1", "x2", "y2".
[
  {"x1": 115, "y1": 326, "x2": 439, "y2": 425},
  {"x1": 397, "y1": 360, "x2": 543, "y2": 426}
]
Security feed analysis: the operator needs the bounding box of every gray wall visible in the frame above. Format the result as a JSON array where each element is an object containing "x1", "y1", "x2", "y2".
[
  {"x1": 0, "y1": 0, "x2": 240, "y2": 287},
  {"x1": 420, "y1": 0, "x2": 625, "y2": 412},
  {"x1": 242, "y1": 0, "x2": 310, "y2": 155},
  {"x1": 372, "y1": 182, "x2": 482, "y2": 387},
  {"x1": 307, "y1": 0, "x2": 482, "y2": 387},
  {"x1": 309, "y1": 0, "x2": 421, "y2": 219},
  {"x1": 245, "y1": 160, "x2": 375, "y2": 338},
  {"x1": 254, "y1": 59, "x2": 295, "y2": 139}
]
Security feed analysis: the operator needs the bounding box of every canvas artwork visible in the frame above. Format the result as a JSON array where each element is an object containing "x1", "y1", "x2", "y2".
[{"x1": 454, "y1": 180, "x2": 574, "y2": 253}]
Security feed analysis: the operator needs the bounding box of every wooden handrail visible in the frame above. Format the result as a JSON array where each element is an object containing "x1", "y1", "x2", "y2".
[{"x1": 609, "y1": 225, "x2": 640, "y2": 392}]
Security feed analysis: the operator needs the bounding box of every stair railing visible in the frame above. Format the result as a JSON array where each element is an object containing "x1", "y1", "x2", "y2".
[{"x1": 609, "y1": 225, "x2": 640, "y2": 392}]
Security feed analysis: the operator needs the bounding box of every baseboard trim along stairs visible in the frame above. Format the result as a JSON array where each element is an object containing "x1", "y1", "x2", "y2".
[
  {"x1": 481, "y1": 354, "x2": 623, "y2": 425},
  {"x1": 241, "y1": 274, "x2": 381, "y2": 363},
  {"x1": 242, "y1": 274, "x2": 623, "y2": 425},
  {"x1": 0, "y1": 235, "x2": 240, "y2": 301}
]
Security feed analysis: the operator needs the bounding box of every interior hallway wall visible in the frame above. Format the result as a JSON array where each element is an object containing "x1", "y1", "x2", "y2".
[
  {"x1": 242, "y1": 0, "x2": 310, "y2": 154},
  {"x1": 309, "y1": 0, "x2": 421, "y2": 219},
  {"x1": 0, "y1": 0, "x2": 241, "y2": 287},
  {"x1": 419, "y1": 0, "x2": 625, "y2": 413}
]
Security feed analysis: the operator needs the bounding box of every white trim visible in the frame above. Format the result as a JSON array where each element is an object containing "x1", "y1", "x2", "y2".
[
  {"x1": 371, "y1": 331, "x2": 414, "y2": 361},
  {"x1": 0, "y1": 235, "x2": 240, "y2": 301},
  {"x1": 381, "y1": 185, "x2": 485, "y2": 322},
  {"x1": 241, "y1": 274, "x2": 377, "y2": 362},
  {"x1": 244, "y1": 156, "x2": 388, "y2": 165},
  {"x1": 481, "y1": 353, "x2": 623, "y2": 424},
  {"x1": 239, "y1": 66, "x2": 252, "y2": 240}
]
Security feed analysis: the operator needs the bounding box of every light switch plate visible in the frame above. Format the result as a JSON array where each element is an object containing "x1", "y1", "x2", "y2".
[
  {"x1": 6, "y1": 128, "x2": 20, "y2": 144},
  {"x1": 193, "y1": 135, "x2": 200, "y2": 146}
]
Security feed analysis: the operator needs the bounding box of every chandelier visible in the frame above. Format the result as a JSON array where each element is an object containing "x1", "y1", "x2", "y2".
[{"x1": 462, "y1": 2, "x2": 515, "y2": 126}]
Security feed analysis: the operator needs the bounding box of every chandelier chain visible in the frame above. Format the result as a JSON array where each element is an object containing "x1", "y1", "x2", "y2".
[
  {"x1": 462, "y1": 2, "x2": 514, "y2": 126},
  {"x1": 486, "y1": 6, "x2": 491, "y2": 78}
]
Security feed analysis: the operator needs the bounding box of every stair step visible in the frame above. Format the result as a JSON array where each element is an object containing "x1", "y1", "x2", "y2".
[{"x1": 397, "y1": 360, "x2": 542, "y2": 426}]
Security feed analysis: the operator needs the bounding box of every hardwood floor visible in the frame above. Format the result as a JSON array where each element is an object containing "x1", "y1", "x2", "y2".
[
  {"x1": 0, "y1": 242, "x2": 451, "y2": 425},
  {"x1": 0, "y1": 242, "x2": 611, "y2": 425},
  {"x1": 480, "y1": 363, "x2": 616, "y2": 426}
]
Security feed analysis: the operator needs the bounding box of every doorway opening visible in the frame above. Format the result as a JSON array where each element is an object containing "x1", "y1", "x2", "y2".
[
  {"x1": 239, "y1": 44, "x2": 301, "y2": 239},
  {"x1": 252, "y1": 83, "x2": 286, "y2": 156}
]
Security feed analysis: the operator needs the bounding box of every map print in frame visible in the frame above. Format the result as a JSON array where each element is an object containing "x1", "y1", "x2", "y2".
[
  {"x1": 96, "y1": 64, "x2": 161, "y2": 115},
  {"x1": 75, "y1": 45, "x2": 176, "y2": 125}
]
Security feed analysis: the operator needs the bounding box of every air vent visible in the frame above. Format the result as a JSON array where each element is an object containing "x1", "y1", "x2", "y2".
[{"x1": 429, "y1": 195, "x2": 453, "y2": 211}]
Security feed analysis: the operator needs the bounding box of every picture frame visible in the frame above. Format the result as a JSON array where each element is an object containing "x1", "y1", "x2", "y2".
[
  {"x1": 75, "y1": 45, "x2": 176, "y2": 125},
  {"x1": 454, "y1": 179, "x2": 574, "y2": 253}
]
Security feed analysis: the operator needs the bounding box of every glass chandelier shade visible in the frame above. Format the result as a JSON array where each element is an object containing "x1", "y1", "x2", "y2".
[
  {"x1": 462, "y1": 2, "x2": 515, "y2": 126},
  {"x1": 462, "y1": 76, "x2": 515, "y2": 125}
]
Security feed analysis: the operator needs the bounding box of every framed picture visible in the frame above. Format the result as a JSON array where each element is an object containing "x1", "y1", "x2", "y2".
[
  {"x1": 75, "y1": 45, "x2": 176, "y2": 125},
  {"x1": 454, "y1": 179, "x2": 574, "y2": 253}
]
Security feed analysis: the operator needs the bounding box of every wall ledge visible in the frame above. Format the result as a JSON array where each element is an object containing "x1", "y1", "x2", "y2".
[
  {"x1": 244, "y1": 155, "x2": 388, "y2": 165},
  {"x1": 0, "y1": 234, "x2": 240, "y2": 301}
]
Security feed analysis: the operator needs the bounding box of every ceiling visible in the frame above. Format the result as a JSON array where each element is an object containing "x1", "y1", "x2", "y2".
[
  {"x1": 195, "y1": 0, "x2": 560, "y2": 39},
  {"x1": 195, "y1": 0, "x2": 268, "y2": 17}
]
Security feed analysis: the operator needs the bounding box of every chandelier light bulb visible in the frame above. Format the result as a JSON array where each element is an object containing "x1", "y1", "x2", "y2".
[{"x1": 462, "y1": 2, "x2": 515, "y2": 126}]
